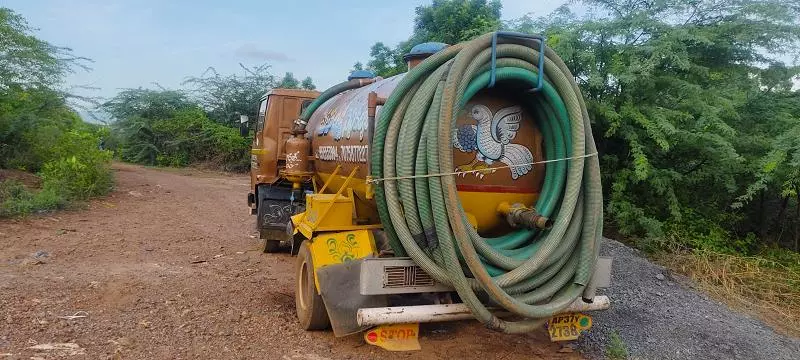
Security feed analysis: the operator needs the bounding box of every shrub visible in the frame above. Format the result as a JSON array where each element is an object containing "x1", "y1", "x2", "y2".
[
  {"x1": 39, "y1": 127, "x2": 114, "y2": 200},
  {"x1": 110, "y1": 105, "x2": 250, "y2": 172},
  {"x1": 0, "y1": 180, "x2": 65, "y2": 217}
]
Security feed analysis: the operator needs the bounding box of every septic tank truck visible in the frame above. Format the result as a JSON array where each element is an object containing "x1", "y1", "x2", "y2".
[{"x1": 243, "y1": 32, "x2": 612, "y2": 342}]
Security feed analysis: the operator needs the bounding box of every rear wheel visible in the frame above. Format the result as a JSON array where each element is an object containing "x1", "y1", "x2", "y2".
[
  {"x1": 263, "y1": 239, "x2": 281, "y2": 253},
  {"x1": 295, "y1": 241, "x2": 330, "y2": 330},
  {"x1": 256, "y1": 192, "x2": 282, "y2": 253}
]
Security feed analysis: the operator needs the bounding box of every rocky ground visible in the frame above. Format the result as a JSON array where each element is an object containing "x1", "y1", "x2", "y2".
[
  {"x1": 1, "y1": 163, "x2": 798, "y2": 359},
  {"x1": 578, "y1": 239, "x2": 800, "y2": 359}
]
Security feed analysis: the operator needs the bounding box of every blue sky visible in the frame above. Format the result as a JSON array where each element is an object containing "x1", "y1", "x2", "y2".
[{"x1": 5, "y1": 0, "x2": 566, "y2": 102}]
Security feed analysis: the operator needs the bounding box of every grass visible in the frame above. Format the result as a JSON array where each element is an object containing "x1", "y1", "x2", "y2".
[
  {"x1": 0, "y1": 180, "x2": 66, "y2": 217},
  {"x1": 657, "y1": 248, "x2": 800, "y2": 338},
  {"x1": 606, "y1": 330, "x2": 629, "y2": 360}
]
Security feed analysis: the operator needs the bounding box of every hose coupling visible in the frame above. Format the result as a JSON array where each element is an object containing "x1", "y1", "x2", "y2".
[
  {"x1": 497, "y1": 202, "x2": 553, "y2": 230},
  {"x1": 291, "y1": 119, "x2": 308, "y2": 134}
]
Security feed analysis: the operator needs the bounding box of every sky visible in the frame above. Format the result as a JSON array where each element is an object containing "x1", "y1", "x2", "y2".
[{"x1": 5, "y1": 0, "x2": 567, "y2": 102}]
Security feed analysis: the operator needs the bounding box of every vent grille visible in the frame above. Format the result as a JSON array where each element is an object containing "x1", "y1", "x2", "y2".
[{"x1": 383, "y1": 265, "x2": 435, "y2": 288}]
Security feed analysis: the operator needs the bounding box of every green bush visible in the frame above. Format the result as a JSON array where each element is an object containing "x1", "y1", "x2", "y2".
[
  {"x1": 0, "y1": 180, "x2": 66, "y2": 217},
  {"x1": 110, "y1": 101, "x2": 250, "y2": 172},
  {"x1": 606, "y1": 331, "x2": 629, "y2": 360},
  {"x1": 0, "y1": 8, "x2": 114, "y2": 218}
]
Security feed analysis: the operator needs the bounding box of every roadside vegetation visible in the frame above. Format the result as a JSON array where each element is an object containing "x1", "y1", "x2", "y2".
[
  {"x1": 99, "y1": 68, "x2": 316, "y2": 172},
  {"x1": 356, "y1": 0, "x2": 800, "y2": 335},
  {"x1": 0, "y1": 8, "x2": 112, "y2": 216},
  {"x1": 606, "y1": 330, "x2": 629, "y2": 360}
]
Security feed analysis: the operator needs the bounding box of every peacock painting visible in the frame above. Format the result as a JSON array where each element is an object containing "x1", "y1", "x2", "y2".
[{"x1": 452, "y1": 104, "x2": 534, "y2": 180}]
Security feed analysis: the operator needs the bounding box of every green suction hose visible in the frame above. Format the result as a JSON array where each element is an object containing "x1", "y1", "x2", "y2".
[{"x1": 370, "y1": 32, "x2": 603, "y2": 334}]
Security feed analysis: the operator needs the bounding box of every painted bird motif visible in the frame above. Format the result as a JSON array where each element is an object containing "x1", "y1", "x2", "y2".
[{"x1": 452, "y1": 104, "x2": 534, "y2": 180}]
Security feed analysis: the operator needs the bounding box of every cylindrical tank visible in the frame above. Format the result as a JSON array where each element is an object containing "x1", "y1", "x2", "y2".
[{"x1": 305, "y1": 75, "x2": 545, "y2": 235}]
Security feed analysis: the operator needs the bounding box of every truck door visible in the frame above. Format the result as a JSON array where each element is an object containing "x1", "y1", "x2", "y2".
[{"x1": 250, "y1": 97, "x2": 269, "y2": 189}]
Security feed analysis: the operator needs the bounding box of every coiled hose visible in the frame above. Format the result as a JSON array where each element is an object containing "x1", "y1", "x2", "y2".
[{"x1": 370, "y1": 32, "x2": 603, "y2": 334}]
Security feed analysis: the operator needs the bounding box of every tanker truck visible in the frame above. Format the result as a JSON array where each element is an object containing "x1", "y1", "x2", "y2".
[{"x1": 245, "y1": 32, "x2": 611, "y2": 346}]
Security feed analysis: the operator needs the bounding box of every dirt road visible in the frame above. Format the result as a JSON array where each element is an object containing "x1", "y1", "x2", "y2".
[{"x1": 0, "y1": 164, "x2": 577, "y2": 359}]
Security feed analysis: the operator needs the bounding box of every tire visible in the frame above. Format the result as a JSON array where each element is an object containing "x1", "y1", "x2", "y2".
[
  {"x1": 263, "y1": 239, "x2": 281, "y2": 253},
  {"x1": 295, "y1": 241, "x2": 330, "y2": 330},
  {"x1": 256, "y1": 192, "x2": 282, "y2": 253}
]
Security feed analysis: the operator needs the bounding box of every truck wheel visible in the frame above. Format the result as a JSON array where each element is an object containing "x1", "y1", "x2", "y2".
[
  {"x1": 295, "y1": 241, "x2": 330, "y2": 330},
  {"x1": 257, "y1": 196, "x2": 282, "y2": 253},
  {"x1": 263, "y1": 239, "x2": 281, "y2": 253}
]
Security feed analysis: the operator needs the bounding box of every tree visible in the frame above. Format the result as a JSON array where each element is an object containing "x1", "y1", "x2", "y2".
[
  {"x1": 102, "y1": 88, "x2": 197, "y2": 121},
  {"x1": 103, "y1": 89, "x2": 250, "y2": 170},
  {"x1": 366, "y1": 42, "x2": 406, "y2": 78},
  {"x1": 412, "y1": 0, "x2": 501, "y2": 44},
  {"x1": 360, "y1": 0, "x2": 503, "y2": 77},
  {"x1": 507, "y1": 0, "x2": 800, "y2": 251},
  {"x1": 277, "y1": 72, "x2": 300, "y2": 89},
  {"x1": 1, "y1": 8, "x2": 112, "y2": 212},
  {"x1": 0, "y1": 8, "x2": 89, "y2": 90},
  {"x1": 183, "y1": 63, "x2": 274, "y2": 126},
  {"x1": 351, "y1": 62, "x2": 364, "y2": 71},
  {"x1": 301, "y1": 76, "x2": 316, "y2": 90}
]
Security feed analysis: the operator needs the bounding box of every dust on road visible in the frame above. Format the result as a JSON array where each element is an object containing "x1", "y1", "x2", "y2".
[{"x1": 0, "y1": 163, "x2": 576, "y2": 359}]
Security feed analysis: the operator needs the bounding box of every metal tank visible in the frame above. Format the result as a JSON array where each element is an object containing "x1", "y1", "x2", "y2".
[{"x1": 302, "y1": 58, "x2": 546, "y2": 235}]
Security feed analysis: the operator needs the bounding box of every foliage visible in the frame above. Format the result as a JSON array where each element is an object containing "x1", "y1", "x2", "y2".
[
  {"x1": 1, "y1": 8, "x2": 112, "y2": 217},
  {"x1": 183, "y1": 64, "x2": 274, "y2": 126},
  {"x1": 0, "y1": 8, "x2": 89, "y2": 90},
  {"x1": 103, "y1": 88, "x2": 197, "y2": 123},
  {"x1": 412, "y1": 0, "x2": 501, "y2": 44},
  {"x1": 105, "y1": 92, "x2": 250, "y2": 172},
  {"x1": 361, "y1": 0, "x2": 502, "y2": 77},
  {"x1": 277, "y1": 72, "x2": 300, "y2": 89},
  {"x1": 40, "y1": 128, "x2": 113, "y2": 200},
  {"x1": 660, "y1": 247, "x2": 800, "y2": 337},
  {"x1": 606, "y1": 330, "x2": 629, "y2": 360},
  {"x1": 301, "y1": 76, "x2": 316, "y2": 90},
  {"x1": 505, "y1": 0, "x2": 800, "y2": 252},
  {"x1": 0, "y1": 180, "x2": 65, "y2": 217}
]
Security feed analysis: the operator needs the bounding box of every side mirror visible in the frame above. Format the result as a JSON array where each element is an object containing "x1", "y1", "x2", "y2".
[{"x1": 239, "y1": 115, "x2": 249, "y2": 137}]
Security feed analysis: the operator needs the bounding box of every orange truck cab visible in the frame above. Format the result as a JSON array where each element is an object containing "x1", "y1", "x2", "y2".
[{"x1": 246, "y1": 88, "x2": 319, "y2": 252}]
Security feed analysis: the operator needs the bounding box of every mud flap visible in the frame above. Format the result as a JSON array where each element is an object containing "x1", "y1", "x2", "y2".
[{"x1": 316, "y1": 259, "x2": 388, "y2": 337}]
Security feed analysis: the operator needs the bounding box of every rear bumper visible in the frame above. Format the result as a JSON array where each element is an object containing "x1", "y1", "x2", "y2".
[{"x1": 356, "y1": 296, "x2": 610, "y2": 327}]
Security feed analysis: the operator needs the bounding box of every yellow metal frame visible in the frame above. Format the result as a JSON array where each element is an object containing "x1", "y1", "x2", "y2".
[
  {"x1": 292, "y1": 165, "x2": 381, "y2": 240},
  {"x1": 287, "y1": 165, "x2": 384, "y2": 293},
  {"x1": 309, "y1": 229, "x2": 378, "y2": 292}
]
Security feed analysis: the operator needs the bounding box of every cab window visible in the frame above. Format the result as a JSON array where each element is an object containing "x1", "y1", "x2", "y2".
[
  {"x1": 300, "y1": 99, "x2": 312, "y2": 116},
  {"x1": 257, "y1": 98, "x2": 268, "y2": 132}
]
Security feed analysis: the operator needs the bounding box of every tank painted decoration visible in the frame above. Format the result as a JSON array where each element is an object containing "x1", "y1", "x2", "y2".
[
  {"x1": 452, "y1": 104, "x2": 534, "y2": 180},
  {"x1": 316, "y1": 76, "x2": 405, "y2": 143}
]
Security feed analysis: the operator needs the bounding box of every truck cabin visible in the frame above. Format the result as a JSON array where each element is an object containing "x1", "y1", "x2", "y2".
[{"x1": 247, "y1": 89, "x2": 319, "y2": 207}]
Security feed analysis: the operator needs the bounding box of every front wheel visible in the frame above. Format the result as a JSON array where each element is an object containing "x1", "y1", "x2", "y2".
[{"x1": 295, "y1": 241, "x2": 330, "y2": 330}]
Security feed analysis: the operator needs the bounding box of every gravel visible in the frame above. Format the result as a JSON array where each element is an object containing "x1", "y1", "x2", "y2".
[{"x1": 578, "y1": 238, "x2": 800, "y2": 359}]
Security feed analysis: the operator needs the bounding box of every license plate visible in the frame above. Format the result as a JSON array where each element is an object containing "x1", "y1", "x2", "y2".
[
  {"x1": 548, "y1": 313, "x2": 592, "y2": 342},
  {"x1": 364, "y1": 323, "x2": 421, "y2": 351}
]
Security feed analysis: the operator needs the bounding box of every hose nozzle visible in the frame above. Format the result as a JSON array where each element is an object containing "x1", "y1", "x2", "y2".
[{"x1": 497, "y1": 202, "x2": 553, "y2": 230}]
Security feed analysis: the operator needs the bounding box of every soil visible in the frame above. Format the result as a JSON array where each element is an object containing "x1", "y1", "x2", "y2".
[
  {"x1": 0, "y1": 164, "x2": 578, "y2": 359},
  {"x1": 0, "y1": 169, "x2": 42, "y2": 189}
]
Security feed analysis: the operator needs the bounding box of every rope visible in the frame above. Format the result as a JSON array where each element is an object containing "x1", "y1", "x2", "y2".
[{"x1": 367, "y1": 152, "x2": 598, "y2": 183}]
